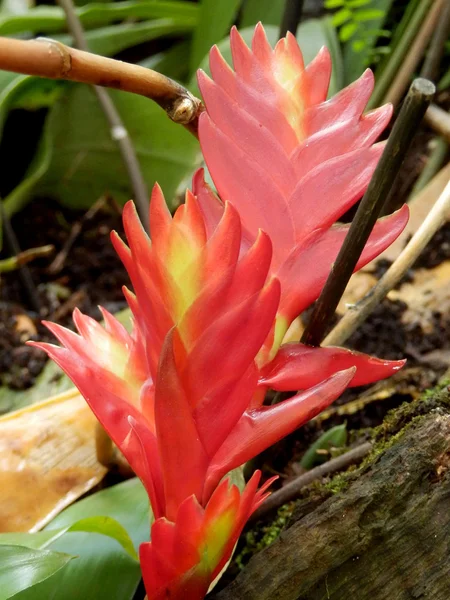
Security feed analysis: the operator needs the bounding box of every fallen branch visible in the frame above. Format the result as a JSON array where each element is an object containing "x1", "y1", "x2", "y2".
[
  {"x1": 425, "y1": 104, "x2": 450, "y2": 144},
  {"x1": 0, "y1": 36, "x2": 203, "y2": 135},
  {"x1": 324, "y1": 177, "x2": 450, "y2": 347},
  {"x1": 249, "y1": 442, "x2": 372, "y2": 523}
]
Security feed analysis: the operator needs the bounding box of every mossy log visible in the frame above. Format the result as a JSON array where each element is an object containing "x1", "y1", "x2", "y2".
[{"x1": 212, "y1": 388, "x2": 450, "y2": 600}]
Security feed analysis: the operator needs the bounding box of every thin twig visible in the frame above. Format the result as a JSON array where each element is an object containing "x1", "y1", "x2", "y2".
[
  {"x1": 324, "y1": 178, "x2": 450, "y2": 347},
  {"x1": 383, "y1": 0, "x2": 444, "y2": 106},
  {"x1": 0, "y1": 201, "x2": 41, "y2": 312},
  {"x1": 0, "y1": 36, "x2": 202, "y2": 136},
  {"x1": 425, "y1": 104, "x2": 450, "y2": 144},
  {"x1": 47, "y1": 196, "x2": 107, "y2": 274},
  {"x1": 250, "y1": 443, "x2": 372, "y2": 523},
  {"x1": 57, "y1": 0, "x2": 152, "y2": 225},
  {"x1": 0, "y1": 245, "x2": 54, "y2": 273},
  {"x1": 279, "y1": 0, "x2": 304, "y2": 38},
  {"x1": 420, "y1": 0, "x2": 450, "y2": 82},
  {"x1": 301, "y1": 78, "x2": 435, "y2": 347}
]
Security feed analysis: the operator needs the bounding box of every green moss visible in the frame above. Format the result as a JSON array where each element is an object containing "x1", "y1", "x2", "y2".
[
  {"x1": 234, "y1": 381, "x2": 450, "y2": 569},
  {"x1": 235, "y1": 503, "x2": 295, "y2": 570},
  {"x1": 360, "y1": 381, "x2": 450, "y2": 469}
]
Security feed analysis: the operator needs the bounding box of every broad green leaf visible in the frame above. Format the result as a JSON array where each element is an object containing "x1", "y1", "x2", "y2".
[
  {"x1": 300, "y1": 424, "x2": 348, "y2": 469},
  {"x1": 32, "y1": 83, "x2": 200, "y2": 211},
  {"x1": 0, "y1": 1, "x2": 198, "y2": 36},
  {"x1": 342, "y1": 0, "x2": 393, "y2": 85},
  {"x1": 0, "y1": 518, "x2": 137, "y2": 562},
  {"x1": 66, "y1": 517, "x2": 138, "y2": 561},
  {"x1": 13, "y1": 479, "x2": 149, "y2": 600},
  {"x1": 0, "y1": 532, "x2": 58, "y2": 551},
  {"x1": 238, "y1": 0, "x2": 285, "y2": 27},
  {"x1": 54, "y1": 17, "x2": 196, "y2": 57},
  {"x1": 139, "y1": 40, "x2": 191, "y2": 81},
  {"x1": 0, "y1": 545, "x2": 73, "y2": 600},
  {"x1": 189, "y1": 0, "x2": 243, "y2": 75},
  {"x1": 193, "y1": 19, "x2": 343, "y2": 98}
]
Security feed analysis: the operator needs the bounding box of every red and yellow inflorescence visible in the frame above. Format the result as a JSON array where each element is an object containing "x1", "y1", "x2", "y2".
[{"x1": 32, "y1": 25, "x2": 409, "y2": 600}]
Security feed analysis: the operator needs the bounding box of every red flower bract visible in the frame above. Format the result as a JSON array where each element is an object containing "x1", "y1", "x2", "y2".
[{"x1": 31, "y1": 24, "x2": 410, "y2": 600}]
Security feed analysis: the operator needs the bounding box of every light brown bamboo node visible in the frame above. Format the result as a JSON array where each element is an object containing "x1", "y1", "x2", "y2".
[{"x1": 0, "y1": 36, "x2": 203, "y2": 129}]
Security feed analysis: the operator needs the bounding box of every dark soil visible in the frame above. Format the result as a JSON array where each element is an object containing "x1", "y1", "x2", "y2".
[{"x1": 0, "y1": 197, "x2": 128, "y2": 390}]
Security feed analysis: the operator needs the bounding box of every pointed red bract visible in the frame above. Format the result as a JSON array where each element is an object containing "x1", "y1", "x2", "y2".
[
  {"x1": 33, "y1": 23, "x2": 411, "y2": 600},
  {"x1": 198, "y1": 24, "x2": 409, "y2": 354},
  {"x1": 140, "y1": 472, "x2": 275, "y2": 600}
]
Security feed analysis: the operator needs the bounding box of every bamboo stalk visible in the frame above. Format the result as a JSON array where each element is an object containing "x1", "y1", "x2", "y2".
[
  {"x1": 425, "y1": 104, "x2": 450, "y2": 144},
  {"x1": 324, "y1": 178, "x2": 450, "y2": 347},
  {"x1": 410, "y1": 137, "x2": 449, "y2": 196},
  {"x1": 0, "y1": 36, "x2": 203, "y2": 134},
  {"x1": 368, "y1": 0, "x2": 433, "y2": 110},
  {"x1": 383, "y1": 0, "x2": 445, "y2": 107},
  {"x1": 420, "y1": 0, "x2": 450, "y2": 82}
]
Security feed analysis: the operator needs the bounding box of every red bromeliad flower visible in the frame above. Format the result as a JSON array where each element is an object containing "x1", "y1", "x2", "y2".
[
  {"x1": 32, "y1": 188, "x2": 371, "y2": 515},
  {"x1": 140, "y1": 472, "x2": 274, "y2": 600},
  {"x1": 196, "y1": 23, "x2": 409, "y2": 359},
  {"x1": 30, "y1": 24, "x2": 411, "y2": 600}
]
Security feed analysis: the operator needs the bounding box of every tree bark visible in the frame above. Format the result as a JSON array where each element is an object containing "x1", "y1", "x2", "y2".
[{"x1": 212, "y1": 388, "x2": 450, "y2": 600}]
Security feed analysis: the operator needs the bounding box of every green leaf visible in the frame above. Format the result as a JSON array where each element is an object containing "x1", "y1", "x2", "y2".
[
  {"x1": 66, "y1": 517, "x2": 138, "y2": 561},
  {"x1": 0, "y1": 545, "x2": 73, "y2": 600},
  {"x1": 139, "y1": 40, "x2": 191, "y2": 80},
  {"x1": 0, "y1": 516, "x2": 137, "y2": 560},
  {"x1": 339, "y1": 20, "x2": 358, "y2": 42},
  {"x1": 0, "y1": 1, "x2": 198, "y2": 36},
  {"x1": 332, "y1": 7, "x2": 352, "y2": 26},
  {"x1": 54, "y1": 17, "x2": 196, "y2": 57},
  {"x1": 0, "y1": 532, "x2": 60, "y2": 551},
  {"x1": 26, "y1": 83, "x2": 200, "y2": 211},
  {"x1": 13, "y1": 479, "x2": 150, "y2": 600},
  {"x1": 342, "y1": 0, "x2": 393, "y2": 85},
  {"x1": 324, "y1": 0, "x2": 345, "y2": 8},
  {"x1": 300, "y1": 424, "x2": 348, "y2": 470},
  {"x1": 352, "y1": 38, "x2": 367, "y2": 52},
  {"x1": 239, "y1": 0, "x2": 285, "y2": 27},
  {"x1": 353, "y1": 8, "x2": 385, "y2": 21},
  {"x1": 346, "y1": 0, "x2": 371, "y2": 6},
  {"x1": 189, "y1": 0, "x2": 243, "y2": 75}
]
